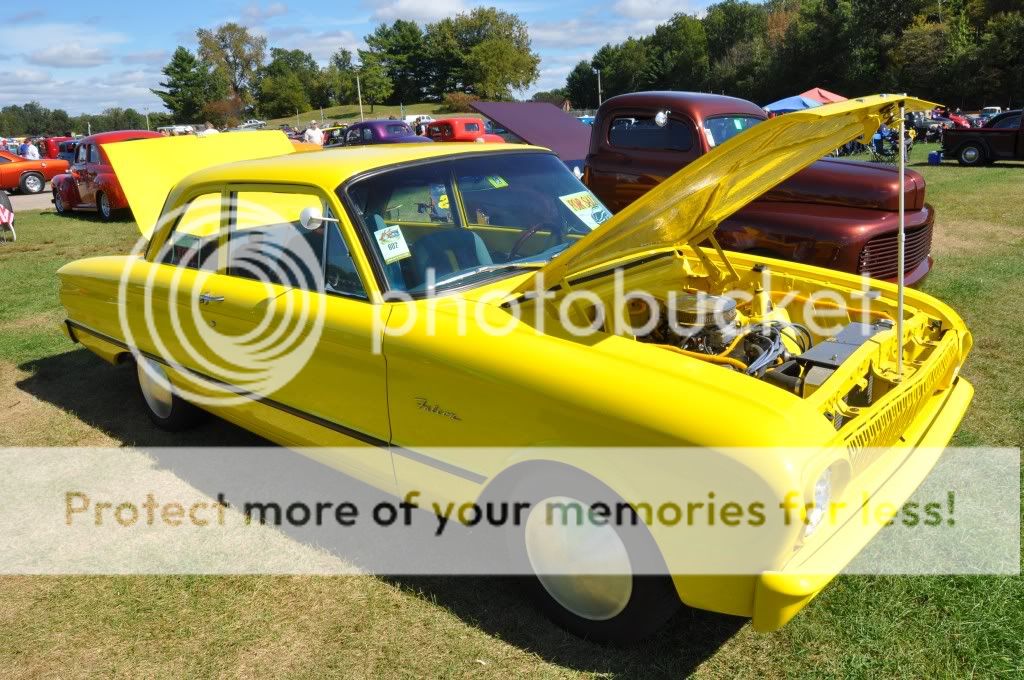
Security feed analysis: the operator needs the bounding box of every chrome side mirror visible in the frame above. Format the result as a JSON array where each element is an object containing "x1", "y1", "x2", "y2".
[{"x1": 299, "y1": 206, "x2": 338, "y2": 231}]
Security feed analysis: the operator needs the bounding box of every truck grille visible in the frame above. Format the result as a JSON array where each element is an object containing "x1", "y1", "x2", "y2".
[{"x1": 857, "y1": 223, "x2": 933, "y2": 279}]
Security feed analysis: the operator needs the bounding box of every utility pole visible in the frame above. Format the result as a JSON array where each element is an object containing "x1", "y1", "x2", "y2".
[
  {"x1": 596, "y1": 68, "x2": 603, "y2": 106},
  {"x1": 144, "y1": 108, "x2": 150, "y2": 131},
  {"x1": 295, "y1": 110, "x2": 299, "y2": 129},
  {"x1": 320, "y1": 106, "x2": 324, "y2": 123},
  {"x1": 357, "y1": 73, "x2": 364, "y2": 121}
]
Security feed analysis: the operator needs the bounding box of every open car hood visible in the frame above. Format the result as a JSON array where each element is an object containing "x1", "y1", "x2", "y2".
[
  {"x1": 101, "y1": 131, "x2": 296, "y2": 239},
  {"x1": 517, "y1": 94, "x2": 933, "y2": 293}
]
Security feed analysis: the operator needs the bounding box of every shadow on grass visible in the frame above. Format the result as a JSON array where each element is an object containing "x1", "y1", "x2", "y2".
[
  {"x1": 16, "y1": 348, "x2": 265, "y2": 447},
  {"x1": 17, "y1": 348, "x2": 745, "y2": 676}
]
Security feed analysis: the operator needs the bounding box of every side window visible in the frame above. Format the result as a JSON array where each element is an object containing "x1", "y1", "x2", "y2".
[
  {"x1": 465, "y1": 122, "x2": 480, "y2": 132},
  {"x1": 76, "y1": 144, "x2": 88, "y2": 163},
  {"x1": 324, "y1": 222, "x2": 366, "y2": 298},
  {"x1": 362, "y1": 128, "x2": 374, "y2": 142},
  {"x1": 346, "y1": 128, "x2": 361, "y2": 145},
  {"x1": 993, "y1": 114, "x2": 1021, "y2": 130},
  {"x1": 161, "y1": 192, "x2": 223, "y2": 271},
  {"x1": 88, "y1": 145, "x2": 102, "y2": 163},
  {"x1": 228, "y1": 190, "x2": 330, "y2": 292},
  {"x1": 608, "y1": 115, "x2": 694, "y2": 151}
]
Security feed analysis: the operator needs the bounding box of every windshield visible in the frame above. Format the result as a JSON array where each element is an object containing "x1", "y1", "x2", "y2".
[
  {"x1": 342, "y1": 152, "x2": 612, "y2": 294},
  {"x1": 702, "y1": 115, "x2": 763, "y2": 147}
]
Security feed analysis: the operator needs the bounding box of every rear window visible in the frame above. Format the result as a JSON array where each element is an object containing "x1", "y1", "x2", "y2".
[
  {"x1": 991, "y1": 114, "x2": 1021, "y2": 130},
  {"x1": 609, "y1": 115, "x2": 693, "y2": 151},
  {"x1": 464, "y1": 122, "x2": 480, "y2": 132}
]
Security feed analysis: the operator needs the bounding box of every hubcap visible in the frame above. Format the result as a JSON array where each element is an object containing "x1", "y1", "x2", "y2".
[
  {"x1": 25, "y1": 175, "x2": 42, "y2": 193},
  {"x1": 963, "y1": 147, "x2": 979, "y2": 163},
  {"x1": 137, "y1": 358, "x2": 174, "y2": 419},
  {"x1": 100, "y1": 194, "x2": 111, "y2": 217},
  {"x1": 524, "y1": 495, "x2": 633, "y2": 621}
]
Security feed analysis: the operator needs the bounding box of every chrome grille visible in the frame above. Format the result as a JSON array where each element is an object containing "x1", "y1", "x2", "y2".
[{"x1": 858, "y1": 223, "x2": 933, "y2": 279}]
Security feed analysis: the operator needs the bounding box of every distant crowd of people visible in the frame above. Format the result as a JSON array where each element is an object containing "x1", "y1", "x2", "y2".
[{"x1": 0, "y1": 137, "x2": 42, "y2": 159}]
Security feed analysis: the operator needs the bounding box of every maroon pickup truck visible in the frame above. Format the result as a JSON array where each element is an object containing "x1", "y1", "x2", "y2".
[
  {"x1": 475, "y1": 92, "x2": 934, "y2": 284},
  {"x1": 942, "y1": 109, "x2": 1023, "y2": 166}
]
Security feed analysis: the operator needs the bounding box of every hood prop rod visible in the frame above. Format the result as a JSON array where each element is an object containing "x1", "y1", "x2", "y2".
[{"x1": 897, "y1": 101, "x2": 906, "y2": 379}]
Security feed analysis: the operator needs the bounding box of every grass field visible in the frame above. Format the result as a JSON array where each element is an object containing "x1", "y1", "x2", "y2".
[{"x1": 1, "y1": 145, "x2": 1022, "y2": 677}]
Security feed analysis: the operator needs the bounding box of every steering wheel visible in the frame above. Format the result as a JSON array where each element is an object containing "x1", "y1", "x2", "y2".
[{"x1": 508, "y1": 221, "x2": 565, "y2": 261}]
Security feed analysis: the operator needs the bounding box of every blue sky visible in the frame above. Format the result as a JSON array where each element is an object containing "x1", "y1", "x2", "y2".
[{"x1": 0, "y1": 1, "x2": 700, "y2": 115}]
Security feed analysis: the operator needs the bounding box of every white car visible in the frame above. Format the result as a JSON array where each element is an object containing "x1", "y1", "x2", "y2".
[{"x1": 238, "y1": 119, "x2": 266, "y2": 129}]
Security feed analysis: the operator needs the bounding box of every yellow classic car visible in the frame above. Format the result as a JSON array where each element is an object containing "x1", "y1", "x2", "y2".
[{"x1": 57, "y1": 96, "x2": 973, "y2": 642}]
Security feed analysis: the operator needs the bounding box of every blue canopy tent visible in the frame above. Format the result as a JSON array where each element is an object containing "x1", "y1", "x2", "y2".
[{"x1": 763, "y1": 95, "x2": 823, "y2": 114}]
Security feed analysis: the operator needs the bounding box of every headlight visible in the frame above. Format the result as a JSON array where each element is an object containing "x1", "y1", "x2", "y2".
[{"x1": 804, "y1": 468, "x2": 832, "y2": 537}]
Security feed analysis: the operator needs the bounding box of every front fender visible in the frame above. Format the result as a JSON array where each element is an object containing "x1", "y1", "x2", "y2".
[
  {"x1": 51, "y1": 174, "x2": 80, "y2": 202},
  {"x1": 93, "y1": 174, "x2": 128, "y2": 209}
]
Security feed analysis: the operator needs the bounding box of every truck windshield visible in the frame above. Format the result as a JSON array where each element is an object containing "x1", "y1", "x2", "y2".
[{"x1": 703, "y1": 115, "x2": 763, "y2": 147}]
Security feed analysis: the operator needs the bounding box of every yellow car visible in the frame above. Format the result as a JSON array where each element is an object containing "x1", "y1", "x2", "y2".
[{"x1": 57, "y1": 96, "x2": 973, "y2": 642}]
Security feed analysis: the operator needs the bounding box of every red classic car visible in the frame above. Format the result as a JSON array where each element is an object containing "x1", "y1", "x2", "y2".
[
  {"x1": 51, "y1": 130, "x2": 161, "y2": 220},
  {"x1": 426, "y1": 117, "x2": 504, "y2": 143},
  {"x1": 38, "y1": 136, "x2": 74, "y2": 159},
  {"x1": 0, "y1": 150, "x2": 69, "y2": 194}
]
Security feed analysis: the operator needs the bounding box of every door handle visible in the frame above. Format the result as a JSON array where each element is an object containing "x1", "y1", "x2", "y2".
[{"x1": 198, "y1": 293, "x2": 225, "y2": 304}]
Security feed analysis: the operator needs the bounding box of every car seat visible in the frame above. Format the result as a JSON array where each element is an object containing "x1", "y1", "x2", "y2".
[{"x1": 410, "y1": 227, "x2": 492, "y2": 286}]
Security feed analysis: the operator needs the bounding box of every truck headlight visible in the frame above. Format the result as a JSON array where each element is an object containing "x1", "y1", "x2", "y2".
[{"x1": 805, "y1": 468, "x2": 832, "y2": 537}]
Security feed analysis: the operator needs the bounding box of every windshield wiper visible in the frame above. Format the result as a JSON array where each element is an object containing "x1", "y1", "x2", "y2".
[{"x1": 432, "y1": 262, "x2": 543, "y2": 288}]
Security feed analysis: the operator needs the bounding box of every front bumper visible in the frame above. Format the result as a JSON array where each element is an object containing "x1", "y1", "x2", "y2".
[{"x1": 750, "y1": 376, "x2": 974, "y2": 631}]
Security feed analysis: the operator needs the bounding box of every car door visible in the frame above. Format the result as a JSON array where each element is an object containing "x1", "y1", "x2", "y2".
[
  {"x1": 196, "y1": 185, "x2": 396, "y2": 490},
  {"x1": 71, "y1": 143, "x2": 92, "y2": 206}
]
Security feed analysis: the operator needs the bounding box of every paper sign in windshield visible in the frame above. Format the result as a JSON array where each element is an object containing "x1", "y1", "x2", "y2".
[
  {"x1": 374, "y1": 225, "x2": 412, "y2": 264},
  {"x1": 558, "y1": 191, "x2": 612, "y2": 229}
]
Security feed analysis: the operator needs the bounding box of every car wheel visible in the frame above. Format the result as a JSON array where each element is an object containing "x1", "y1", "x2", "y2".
[
  {"x1": 136, "y1": 356, "x2": 204, "y2": 431},
  {"x1": 20, "y1": 172, "x2": 44, "y2": 194},
  {"x1": 957, "y1": 143, "x2": 985, "y2": 166},
  {"x1": 507, "y1": 469, "x2": 681, "y2": 643},
  {"x1": 97, "y1": 192, "x2": 114, "y2": 221},
  {"x1": 53, "y1": 190, "x2": 67, "y2": 215}
]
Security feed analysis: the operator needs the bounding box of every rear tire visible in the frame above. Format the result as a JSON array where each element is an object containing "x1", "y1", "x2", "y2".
[
  {"x1": 957, "y1": 143, "x2": 985, "y2": 166},
  {"x1": 97, "y1": 192, "x2": 114, "y2": 221},
  {"x1": 20, "y1": 172, "x2": 44, "y2": 194},
  {"x1": 136, "y1": 356, "x2": 204, "y2": 431},
  {"x1": 507, "y1": 468, "x2": 681, "y2": 644}
]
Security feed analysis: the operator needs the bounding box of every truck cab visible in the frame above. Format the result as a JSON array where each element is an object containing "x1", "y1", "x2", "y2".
[{"x1": 942, "y1": 109, "x2": 1023, "y2": 166}]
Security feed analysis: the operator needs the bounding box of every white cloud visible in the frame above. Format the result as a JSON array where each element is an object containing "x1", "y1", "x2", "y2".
[
  {"x1": 26, "y1": 45, "x2": 113, "y2": 68},
  {"x1": 269, "y1": 26, "x2": 364, "y2": 62},
  {"x1": 613, "y1": 0, "x2": 693, "y2": 21},
  {"x1": 243, "y1": 2, "x2": 289, "y2": 23},
  {"x1": 371, "y1": 0, "x2": 467, "y2": 23}
]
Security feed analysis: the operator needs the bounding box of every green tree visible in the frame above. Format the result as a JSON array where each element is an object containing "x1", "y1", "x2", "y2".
[
  {"x1": 259, "y1": 72, "x2": 312, "y2": 118},
  {"x1": 420, "y1": 7, "x2": 539, "y2": 100},
  {"x1": 643, "y1": 13, "x2": 710, "y2": 91},
  {"x1": 531, "y1": 88, "x2": 568, "y2": 104},
  {"x1": 364, "y1": 20, "x2": 426, "y2": 104},
  {"x1": 328, "y1": 49, "x2": 358, "y2": 104},
  {"x1": 152, "y1": 46, "x2": 224, "y2": 122},
  {"x1": 464, "y1": 36, "x2": 539, "y2": 99},
  {"x1": 196, "y1": 23, "x2": 267, "y2": 109},
  {"x1": 703, "y1": 0, "x2": 767, "y2": 63},
  {"x1": 565, "y1": 60, "x2": 599, "y2": 109},
  {"x1": 358, "y1": 54, "x2": 394, "y2": 111}
]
